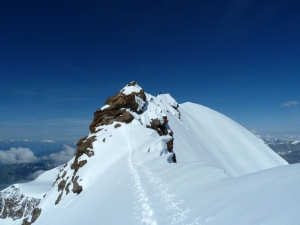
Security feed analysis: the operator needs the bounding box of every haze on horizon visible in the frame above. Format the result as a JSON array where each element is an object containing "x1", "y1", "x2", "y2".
[{"x1": 1, "y1": 0, "x2": 299, "y2": 141}]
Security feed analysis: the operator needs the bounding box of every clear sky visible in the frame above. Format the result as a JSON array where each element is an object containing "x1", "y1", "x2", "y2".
[{"x1": 1, "y1": 0, "x2": 299, "y2": 141}]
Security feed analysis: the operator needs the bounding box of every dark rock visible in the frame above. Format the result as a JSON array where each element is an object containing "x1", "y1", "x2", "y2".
[
  {"x1": 65, "y1": 182, "x2": 71, "y2": 195},
  {"x1": 77, "y1": 136, "x2": 96, "y2": 152},
  {"x1": 78, "y1": 160, "x2": 87, "y2": 168},
  {"x1": 55, "y1": 192, "x2": 63, "y2": 205},
  {"x1": 162, "y1": 116, "x2": 168, "y2": 124},
  {"x1": 172, "y1": 104, "x2": 179, "y2": 110},
  {"x1": 104, "y1": 90, "x2": 146, "y2": 113},
  {"x1": 172, "y1": 153, "x2": 177, "y2": 163},
  {"x1": 116, "y1": 111, "x2": 134, "y2": 123},
  {"x1": 72, "y1": 181, "x2": 82, "y2": 194},
  {"x1": 58, "y1": 180, "x2": 66, "y2": 192},
  {"x1": 76, "y1": 136, "x2": 88, "y2": 147},
  {"x1": 89, "y1": 109, "x2": 127, "y2": 133},
  {"x1": 114, "y1": 123, "x2": 121, "y2": 128},
  {"x1": 167, "y1": 139, "x2": 174, "y2": 152},
  {"x1": 62, "y1": 171, "x2": 67, "y2": 178},
  {"x1": 72, "y1": 136, "x2": 96, "y2": 170},
  {"x1": 31, "y1": 208, "x2": 41, "y2": 223},
  {"x1": 128, "y1": 81, "x2": 137, "y2": 86},
  {"x1": 22, "y1": 218, "x2": 31, "y2": 225}
]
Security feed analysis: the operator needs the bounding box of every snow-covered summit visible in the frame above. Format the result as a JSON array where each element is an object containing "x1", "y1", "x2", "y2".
[
  {"x1": 121, "y1": 81, "x2": 144, "y2": 95},
  {"x1": 1, "y1": 81, "x2": 298, "y2": 225}
]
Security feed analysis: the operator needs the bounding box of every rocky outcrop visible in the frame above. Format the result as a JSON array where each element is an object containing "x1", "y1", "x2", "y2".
[
  {"x1": 67, "y1": 81, "x2": 147, "y2": 195},
  {"x1": 0, "y1": 185, "x2": 40, "y2": 221},
  {"x1": 104, "y1": 90, "x2": 146, "y2": 112},
  {"x1": 89, "y1": 109, "x2": 134, "y2": 133},
  {"x1": 147, "y1": 117, "x2": 176, "y2": 162},
  {"x1": 71, "y1": 135, "x2": 96, "y2": 170},
  {"x1": 22, "y1": 208, "x2": 42, "y2": 225},
  {"x1": 89, "y1": 81, "x2": 146, "y2": 134}
]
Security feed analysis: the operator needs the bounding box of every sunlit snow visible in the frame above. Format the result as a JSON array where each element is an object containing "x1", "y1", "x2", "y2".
[{"x1": 2, "y1": 84, "x2": 299, "y2": 225}]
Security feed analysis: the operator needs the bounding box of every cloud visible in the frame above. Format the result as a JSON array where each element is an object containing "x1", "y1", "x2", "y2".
[
  {"x1": 283, "y1": 134, "x2": 300, "y2": 141},
  {"x1": 27, "y1": 170, "x2": 45, "y2": 179},
  {"x1": 250, "y1": 129, "x2": 261, "y2": 139},
  {"x1": 281, "y1": 101, "x2": 298, "y2": 107},
  {"x1": 47, "y1": 144, "x2": 76, "y2": 164},
  {"x1": 41, "y1": 140, "x2": 55, "y2": 143},
  {"x1": 0, "y1": 147, "x2": 39, "y2": 165},
  {"x1": 264, "y1": 135, "x2": 274, "y2": 141},
  {"x1": 22, "y1": 139, "x2": 33, "y2": 142}
]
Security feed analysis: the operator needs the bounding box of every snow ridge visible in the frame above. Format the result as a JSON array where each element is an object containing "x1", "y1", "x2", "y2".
[
  {"x1": 1, "y1": 81, "x2": 294, "y2": 225},
  {"x1": 121, "y1": 125, "x2": 157, "y2": 225}
]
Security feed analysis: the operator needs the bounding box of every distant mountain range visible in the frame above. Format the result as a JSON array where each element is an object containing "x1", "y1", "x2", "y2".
[
  {"x1": 0, "y1": 162, "x2": 57, "y2": 190},
  {"x1": 263, "y1": 139, "x2": 300, "y2": 164}
]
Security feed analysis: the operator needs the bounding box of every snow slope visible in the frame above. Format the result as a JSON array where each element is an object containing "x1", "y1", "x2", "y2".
[
  {"x1": 172, "y1": 102, "x2": 287, "y2": 176},
  {"x1": 14, "y1": 168, "x2": 58, "y2": 198},
  {"x1": 2, "y1": 83, "x2": 298, "y2": 225}
]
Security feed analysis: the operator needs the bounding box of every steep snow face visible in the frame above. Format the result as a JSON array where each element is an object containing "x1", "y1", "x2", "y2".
[
  {"x1": 0, "y1": 82, "x2": 292, "y2": 225},
  {"x1": 171, "y1": 102, "x2": 287, "y2": 177}
]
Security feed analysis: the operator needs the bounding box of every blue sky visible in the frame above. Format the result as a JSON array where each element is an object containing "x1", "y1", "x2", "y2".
[{"x1": 1, "y1": 0, "x2": 299, "y2": 141}]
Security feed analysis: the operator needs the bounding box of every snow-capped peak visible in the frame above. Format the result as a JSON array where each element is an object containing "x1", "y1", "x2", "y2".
[
  {"x1": 120, "y1": 81, "x2": 144, "y2": 95},
  {"x1": 2, "y1": 81, "x2": 296, "y2": 225}
]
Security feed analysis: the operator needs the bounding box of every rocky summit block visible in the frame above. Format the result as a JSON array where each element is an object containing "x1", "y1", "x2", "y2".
[
  {"x1": 89, "y1": 82, "x2": 145, "y2": 133},
  {"x1": 89, "y1": 110, "x2": 134, "y2": 133},
  {"x1": 104, "y1": 91, "x2": 146, "y2": 113}
]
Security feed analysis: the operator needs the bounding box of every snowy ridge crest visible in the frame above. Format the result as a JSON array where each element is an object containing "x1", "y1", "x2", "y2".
[
  {"x1": 17, "y1": 81, "x2": 180, "y2": 224},
  {"x1": 1, "y1": 81, "x2": 293, "y2": 225}
]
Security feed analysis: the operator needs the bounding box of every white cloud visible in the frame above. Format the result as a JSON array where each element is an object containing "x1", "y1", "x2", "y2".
[
  {"x1": 264, "y1": 135, "x2": 274, "y2": 141},
  {"x1": 27, "y1": 170, "x2": 45, "y2": 179},
  {"x1": 22, "y1": 139, "x2": 33, "y2": 142},
  {"x1": 41, "y1": 155, "x2": 50, "y2": 160},
  {"x1": 250, "y1": 129, "x2": 261, "y2": 139},
  {"x1": 283, "y1": 134, "x2": 300, "y2": 141},
  {"x1": 0, "y1": 147, "x2": 39, "y2": 165},
  {"x1": 48, "y1": 144, "x2": 76, "y2": 164},
  {"x1": 42, "y1": 140, "x2": 55, "y2": 143},
  {"x1": 281, "y1": 101, "x2": 298, "y2": 107}
]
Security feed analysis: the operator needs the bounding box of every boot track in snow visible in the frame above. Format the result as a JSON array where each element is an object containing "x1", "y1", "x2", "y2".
[
  {"x1": 121, "y1": 125, "x2": 201, "y2": 225},
  {"x1": 121, "y1": 125, "x2": 157, "y2": 225}
]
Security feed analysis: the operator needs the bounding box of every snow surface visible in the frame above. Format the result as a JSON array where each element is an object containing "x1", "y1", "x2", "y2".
[
  {"x1": 1, "y1": 167, "x2": 58, "y2": 199},
  {"x1": 173, "y1": 103, "x2": 287, "y2": 177},
  {"x1": 14, "y1": 168, "x2": 58, "y2": 198},
  {"x1": 122, "y1": 82, "x2": 143, "y2": 95},
  {"x1": 2, "y1": 85, "x2": 299, "y2": 225}
]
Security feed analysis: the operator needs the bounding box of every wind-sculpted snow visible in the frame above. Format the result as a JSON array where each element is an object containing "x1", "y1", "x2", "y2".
[
  {"x1": 172, "y1": 103, "x2": 287, "y2": 177},
  {"x1": 2, "y1": 81, "x2": 298, "y2": 225}
]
